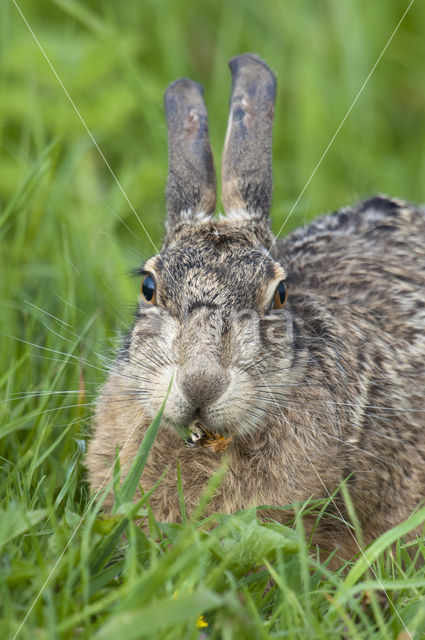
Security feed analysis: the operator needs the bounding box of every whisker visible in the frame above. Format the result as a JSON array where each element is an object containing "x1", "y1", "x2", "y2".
[
  {"x1": 254, "y1": 395, "x2": 406, "y2": 443},
  {"x1": 242, "y1": 399, "x2": 400, "y2": 468}
]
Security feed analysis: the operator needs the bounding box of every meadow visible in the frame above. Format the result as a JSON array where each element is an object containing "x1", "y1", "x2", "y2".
[{"x1": 1, "y1": 0, "x2": 425, "y2": 637}]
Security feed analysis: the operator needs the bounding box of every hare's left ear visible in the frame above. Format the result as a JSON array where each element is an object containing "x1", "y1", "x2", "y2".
[
  {"x1": 164, "y1": 78, "x2": 216, "y2": 237},
  {"x1": 222, "y1": 54, "x2": 276, "y2": 224}
]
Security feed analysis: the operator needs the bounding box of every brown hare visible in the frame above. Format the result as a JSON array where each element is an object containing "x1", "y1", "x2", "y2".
[{"x1": 86, "y1": 53, "x2": 425, "y2": 560}]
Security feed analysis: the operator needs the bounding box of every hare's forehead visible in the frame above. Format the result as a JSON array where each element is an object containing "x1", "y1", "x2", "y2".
[{"x1": 149, "y1": 245, "x2": 279, "y2": 287}]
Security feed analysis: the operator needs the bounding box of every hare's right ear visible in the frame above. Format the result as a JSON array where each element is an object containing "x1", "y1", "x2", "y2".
[
  {"x1": 222, "y1": 54, "x2": 276, "y2": 224},
  {"x1": 164, "y1": 78, "x2": 216, "y2": 239}
]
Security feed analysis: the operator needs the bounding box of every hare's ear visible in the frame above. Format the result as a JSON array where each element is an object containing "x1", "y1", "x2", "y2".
[
  {"x1": 222, "y1": 54, "x2": 276, "y2": 224},
  {"x1": 164, "y1": 78, "x2": 216, "y2": 236}
]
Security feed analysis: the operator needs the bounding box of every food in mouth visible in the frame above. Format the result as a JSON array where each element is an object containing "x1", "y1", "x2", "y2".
[{"x1": 180, "y1": 420, "x2": 233, "y2": 453}]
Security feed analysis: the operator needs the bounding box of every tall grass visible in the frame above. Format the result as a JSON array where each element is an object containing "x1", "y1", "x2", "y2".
[{"x1": 1, "y1": 0, "x2": 425, "y2": 637}]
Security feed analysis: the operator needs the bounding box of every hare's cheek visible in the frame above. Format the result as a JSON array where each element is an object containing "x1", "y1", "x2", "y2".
[
  {"x1": 260, "y1": 312, "x2": 293, "y2": 348},
  {"x1": 128, "y1": 315, "x2": 165, "y2": 361},
  {"x1": 124, "y1": 314, "x2": 178, "y2": 404}
]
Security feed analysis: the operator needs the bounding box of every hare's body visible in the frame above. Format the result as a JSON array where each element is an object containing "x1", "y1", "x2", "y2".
[{"x1": 86, "y1": 55, "x2": 425, "y2": 559}]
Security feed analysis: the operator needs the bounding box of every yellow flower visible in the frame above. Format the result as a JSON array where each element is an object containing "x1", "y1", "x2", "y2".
[{"x1": 196, "y1": 615, "x2": 208, "y2": 629}]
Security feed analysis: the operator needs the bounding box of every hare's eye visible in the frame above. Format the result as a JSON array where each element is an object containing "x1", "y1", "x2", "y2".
[
  {"x1": 141, "y1": 275, "x2": 156, "y2": 304},
  {"x1": 271, "y1": 281, "x2": 287, "y2": 309}
]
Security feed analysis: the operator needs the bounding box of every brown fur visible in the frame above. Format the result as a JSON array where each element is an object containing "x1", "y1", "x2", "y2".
[{"x1": 86, "y1": 55, "x2": 425, "y2": 560}]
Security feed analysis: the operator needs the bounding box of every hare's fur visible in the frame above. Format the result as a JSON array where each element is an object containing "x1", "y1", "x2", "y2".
[{"x1": 86, "y1": 55, "x2": 425, "y2": 559}]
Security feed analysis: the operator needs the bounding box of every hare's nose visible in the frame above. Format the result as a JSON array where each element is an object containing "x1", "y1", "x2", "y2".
[{"x1": 178, "y1": 355, "x2": 227, "y2": 408}]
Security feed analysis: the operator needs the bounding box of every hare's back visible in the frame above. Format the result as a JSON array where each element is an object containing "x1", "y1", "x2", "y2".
[{"x1": 278, "y1": 196, "x2": 425, "y2": 310}]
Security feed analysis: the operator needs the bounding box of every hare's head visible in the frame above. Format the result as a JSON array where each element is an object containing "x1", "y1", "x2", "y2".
[{"x1": 124, "y1": 55, "x2": 296, "y2": 437}]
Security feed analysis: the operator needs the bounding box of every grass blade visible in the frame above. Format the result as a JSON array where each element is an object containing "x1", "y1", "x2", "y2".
[{"x1": 112, "y1": 383, "x2": 170, "y2": 511}]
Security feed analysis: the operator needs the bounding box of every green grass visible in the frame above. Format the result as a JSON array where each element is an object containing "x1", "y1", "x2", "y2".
[{"x1": 1, "y1": 0, "x2": 425, "y2": 638}]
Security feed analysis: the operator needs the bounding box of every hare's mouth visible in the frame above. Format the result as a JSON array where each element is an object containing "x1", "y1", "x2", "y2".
[{"x1": 176, "y1": 420, "x2": 233, "y2": 453}]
